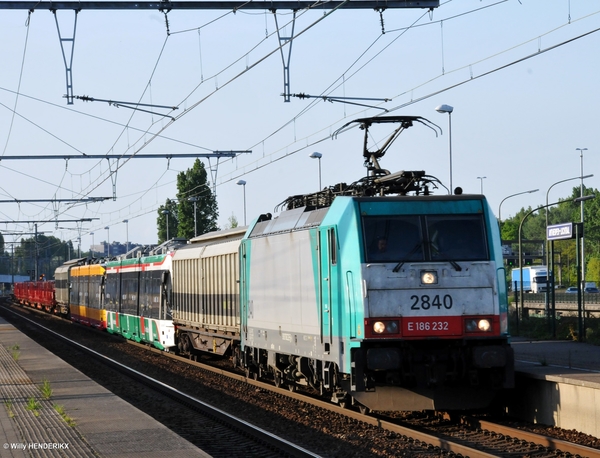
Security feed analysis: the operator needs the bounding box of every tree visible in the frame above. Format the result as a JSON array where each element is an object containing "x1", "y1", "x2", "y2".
[
  {"x1": 157, "y1": 199, "x2": 179, "y2": 244},
  {"x1": 13, "y1": 235, "x2": 74, "y2": 278},
  {"x1": 175, "y1": 159, "x2": 218, "y2": 239},
  {"x1": 587, "y1": 258, "x2": 600, "y2": 287},
  {"x1": 501, "y1": 186, "x2": 600, "y2": 286},
  {"x1": 224, "y1": 213, "x2": 239, "y2": 230}
]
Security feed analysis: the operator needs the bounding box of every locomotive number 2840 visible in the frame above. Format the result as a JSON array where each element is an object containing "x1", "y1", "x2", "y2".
[{"x1": 410, "y1": 294, "x2": 453, "y2": 310}]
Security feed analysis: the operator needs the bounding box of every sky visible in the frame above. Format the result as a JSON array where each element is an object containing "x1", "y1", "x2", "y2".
[{"x1": 0, "y1": 0, "x2": 599, "y2": 251}]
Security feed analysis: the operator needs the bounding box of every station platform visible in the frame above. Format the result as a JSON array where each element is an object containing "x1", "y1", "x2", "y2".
[
  {"x1": 508, "y1": 336, "x2": 600, "y2": 438},
  {"x1": 0, "y1": 316, "x2": 211, "y2": 458}
]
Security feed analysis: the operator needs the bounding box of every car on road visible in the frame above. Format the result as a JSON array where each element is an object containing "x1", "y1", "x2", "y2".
[
  {"x1": 565, "y1": 287, "x2": 578, "y2": 294},
  {"x1": 585, "y1": 287, "x2": 600, "y2": 294}
]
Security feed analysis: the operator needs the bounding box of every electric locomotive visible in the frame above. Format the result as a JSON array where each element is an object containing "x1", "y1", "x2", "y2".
[{"x1": 238, "y1": 116, "x2": 514, "y2": 411}]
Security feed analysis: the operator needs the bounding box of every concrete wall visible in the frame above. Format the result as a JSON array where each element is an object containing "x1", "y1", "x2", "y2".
[{"x1": 506, "y1": 372, "x2": 600, "y2": 438}]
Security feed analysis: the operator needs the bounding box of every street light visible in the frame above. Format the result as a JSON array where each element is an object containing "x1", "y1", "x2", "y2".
[
  {"x1": 162, "y1": 210, "x2": 170, "y2": 241},
  {"x1": 236, "y1": 180, "x2": 247, "y2": 226},
  {"x1": 435, "y1": 104, "x2": 454, "y2": 194},
  {"x1": 516, "y1": 195, "x2": 595, "y2": 335},
  {"x1": 104, "y1": 226, "x2": 110, "y2": 257},
  {"x1": 498, "y1": 188, "x2": 539, "y2": 222},
  {"x1": 90, "y1": 232, "x2": 94, "y2": 258},
  {"x1": 122, "y1": 219, "x2": 129, "y2": 254},
  {"x1": 477, "y1": 176, "x2": 486, "y2": 195},
  {"x1": 309, "y1": 152, "x2": 323, "y2": 190},
  {"x1": 575, "y1": 148, "x2": 589, "y2": 292},
  {"x1": 188, "y1": 196, "x2": 198, "y2": 237}
]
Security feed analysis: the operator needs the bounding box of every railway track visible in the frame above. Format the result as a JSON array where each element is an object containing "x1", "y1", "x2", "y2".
[
  {"x1": 3, "y1": 300, "x2": 600, "y2": 457},
  {"x1": 0, "y1": 301, "x2": 317, "y2": 458},
  {"x1": 132, "y1": 343, "x2": 600, "y2": 457}
]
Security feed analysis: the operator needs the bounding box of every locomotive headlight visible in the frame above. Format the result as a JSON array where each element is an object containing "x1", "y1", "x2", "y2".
[
  {"x1": 373, "y1": 321, "x2": 386, "y2": 334},
  {"x1": 372, "y1": 320, "x2": 399, "y2": 335},
  {"x1": 477, "y1": 319, "x2": 491, "y2": 332},
  {"x1": 465, "y1": 318, "x2": 492, "y2": 332},
  {"x1": 421, "y1": 270, "x2": 438, "y2": 285}
]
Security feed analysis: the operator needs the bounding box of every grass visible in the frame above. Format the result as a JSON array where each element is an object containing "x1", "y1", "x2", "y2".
[
  {"x1": 40, "y1": 378, "x2": 53, "y2": 400},
  {"x1": 54, "y1": 404, "x2": 76, "y2": 427},
  {"x1": 26, "y1": 397, "x2": 41, "y2": 417},
  {"x1": 4, "y1": 399, "x2": 15, "y2": 418},
  {"x1": 9, "y1": 343, "x2": 20, "y2": 361}
]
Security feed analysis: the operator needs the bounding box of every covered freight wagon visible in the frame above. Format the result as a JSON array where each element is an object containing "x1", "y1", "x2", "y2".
[{"x1": 171, "y1": 226, "x2": 246, "y2": 357}]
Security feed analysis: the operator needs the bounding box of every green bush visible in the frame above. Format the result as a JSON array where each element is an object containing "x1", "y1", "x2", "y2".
[{"x1": 509, "y1": 311, "x2": 600, "y2": 344}]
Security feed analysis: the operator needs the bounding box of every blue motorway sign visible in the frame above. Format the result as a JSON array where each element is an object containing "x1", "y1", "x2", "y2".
[{"x1": 547, "y1": 222, "x2": 573, "y2": 240}]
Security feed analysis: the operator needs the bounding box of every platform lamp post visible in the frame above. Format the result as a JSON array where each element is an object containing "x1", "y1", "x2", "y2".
[
  {"x1": 575, "y1": 148, "x2": 589, "y2": 306},
  {"x1": 309, "y1": 152, "x2": 322, "y2": 190},
  {"x1": 162, "y1": 210, "x2": 170, "y2": 241},
  {"x1": 498, "y1": 189, "x2": 539, "y2": 223},
  {"x1": 477, "y1": 176, "x2": 486, "y2": 195},
  {"x1": 517, "y1": 195, "x2": 595, "y2": 336},
  {"x1": 499, "y1": 188, "x2": 538, "y2": 302},
  {"x1": 122, "y1": 219, "x2": 129, "y2": 254},
  {"x1": 90, "y1": 232, "x2": 94, "y2": 258},
  {"x1": 236, "y1": 180, "x2": 247, "y2": 226},
  {"x1": 104, "y1": 226, "x2": 110, "y2": 257},
  {"x1": 188, "y1": 196, "x2": 198, "y2": 237},
  {"x1": 435, "y1": 104, "x2": 453, "y2": 194}
]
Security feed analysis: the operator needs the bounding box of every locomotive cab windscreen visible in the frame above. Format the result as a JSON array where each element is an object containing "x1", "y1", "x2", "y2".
[{"x1": 363, "y1": 214, "x2": 488, "y2": 263}]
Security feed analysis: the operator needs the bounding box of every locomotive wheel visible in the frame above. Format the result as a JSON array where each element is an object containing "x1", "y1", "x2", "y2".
[
  {"x1": 245, "y1": 367, "x2": 258, "y2": 381},
  {"x1": 288, "y1": 383, "x2": 296, "y2": 393},
  {"x1": 337, "y1": 396, "x2": 349, "y2": 409},
  {"x1": 358, "y1": 404, "x2": 370, "y2": 415}
]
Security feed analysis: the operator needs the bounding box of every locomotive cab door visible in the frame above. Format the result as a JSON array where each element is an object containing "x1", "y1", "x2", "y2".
[{"x1": 318, "y1": 227, "x2": 337, "y2": 354}]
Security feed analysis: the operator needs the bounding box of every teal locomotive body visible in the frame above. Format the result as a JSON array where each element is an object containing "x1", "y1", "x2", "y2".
[{"x1": 240, "y1": 193, "x2": 513, "y2": 411}]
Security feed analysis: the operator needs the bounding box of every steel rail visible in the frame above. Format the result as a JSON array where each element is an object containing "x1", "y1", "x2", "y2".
[
  {"x1": 8, "y1": 300, "x2": 599, "y2": 458},
  {"x1": 462, "y1": 416, "x2": 600, "y2": 458},
  {"x1": 0, "y1": 304, "x2": 320, "y2": 458}
]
